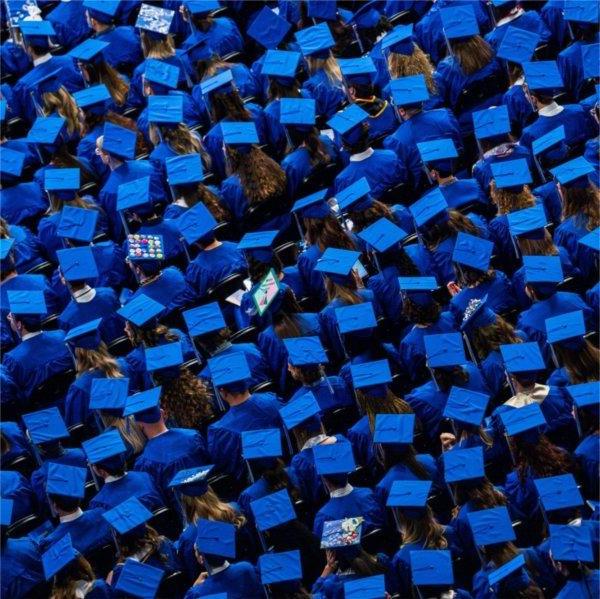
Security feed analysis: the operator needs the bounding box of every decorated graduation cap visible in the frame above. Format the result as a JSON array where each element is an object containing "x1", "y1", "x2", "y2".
[
  {"x1": 490, "y1": 158, "x2": 532, "y2": 190},
  {"x1": 221, "y1": 121, "x2": 259, "y2": 148},
  {"x1": 381, "y1": 23, "x2": 414, "y2": 55},
  {"x1": 390, "y1": 74, "x2": 429, "y2": 108},
  {"x1": 460, "y1": 295, "x2": 498, "y2": 334},
  {"x1": 344, "y1": 574, "x2": 386, "y2": 599},
  {"x1": 314, "y1": 441, "x2": 356, "y2": 476},
  {"x1": 259, "y1": 550, "x2": 302, "y2": 585},
  {"x1": 350, "y1": 359, "x2": 392, "y2": 398},
  {"x1": 89, "y1": 377, "x2": 129, "y2": 416},
  {"x1": 452, "y1": 232, "x2": 493, "y2": 272},
  {"x1": 444, "y1": 387, "x2": 490, "y2": 428},
  {"x1": 102, "y1": 122, "x2": 137, "y2": 160},
  {"x1": 546, "y1": 310, "x2": 586, "y2": 351},
  {"x1": 144, "y1": 341, "x2": 183, "y2": 379},
  {"x1": 83, "y1": 0, "x2": 120, "y2": 23},
  {"x1": 500, "y1": 341, "x2": 545, "y2": 376},
  {"x1": 262, "y1": 50, "x2": 302, "y2": 85},
  {"x1": 507, "y1": 204, "x2": 548, "y2": 240},
  {"x1": 321, "y1": 517, "x2": 363, "y2": 550},
  {"x1": 114, "y1": 558, "x2": 164, "y2": 599},
  {"x1": 57, "y1": 206, "x2": 99, "y2": 243},
  {"x1": 283, "y1": 336, "x2": 327, "y2": 367},
  {"x1": 124, "y1": 386, "x2": 162, "y2": 423},
  {"x1": 42, "y1": 535, "x2": 79, "y2": 581},
  {"x1": 549, "y1": 523, "x2": 594, "y2": 563},
  {"x1": 0, "y1": 498, "x2": 12, "y2": 528},
  {"x1": 473, "y1": 105, "x2": 511, "y2": 141},
  {"x1": 314, "y1": 247, "x2": 362, "y2": 285},
  {"x1": 440, "y1": 3, "x2": 479, "y2": 40},
  {"x1": 417, "y1": 138, "x2": 458, "y2": 173},
  {"x1": 147, "y1": 95, "x2": 183, "y2": 125},
  {"x1": 72, "y1": 84, "x2": 112, "y2": 115},
  {"x1": 251, "y1": 489, "x2": 296, "y2": 531},
  {"x1": 398, "y1": 276, "x2": 438, "y2": 307},
  {"x1": 496, "y1": 26, "x2": 540, "y2": 64},
  {"x1": 247, "y1": 6, "x2": 291, "y2": 49},
  {"x1": 279, "y1": 97, "x2": 316, "y2": 129},
  {"x1": 336, "y1": 177, "x2": 372, "y2": 212},
  {"x1": 19, "y1": 19, "x2": 56, "y2": 48},
  {"x1": 534, "y1": 473, "x2": 584, "y2": 514},
  {"x1": 175, "y1": 201, "x2": 217, "y2": 245},
  {"x1": 424, "y1": 332, "x2": 466, "y2": 368},
  {"x1": 46, "y1": 463, "x2": 87, "y2": 499},
  {"x1": 183, "y1": 302, "x2": 225, "y2": 337},
  {"x1": 468, "y1": 506, "x2": 515, "y2": 547},
  {"x1": 280, "y1": 390, "x2": 321, "y2": 430},
  {"x1": 443, "y1": 445, "x2": 485, "y2": 484},
  {"x1": 57, "y1": 246, "x2": 99, "y2": 283},
  {"x1": 411, "y1": 550, "x2": 454, "y2": 587},
  {"x1": 195, "y1": 518, "x2": 236, "y2": 558},
  {"x1": 103, "y1": 496, "x2": 153, "y2": 538},
  {"x1": 64, "y1": 318, "x2": 102, "y2": 350},
  {"x1": 238, "y1": 230, "x2": 278, "y2": 264},
  {"x1": 118, "y1": 294, "x2": 165, "y2": 328},
  {"x1": 26, "y1": 115, "x2": 66, "y2": 146},
  {"x1": 500, "y1": 402, "x2": 547, "y2": 441},
  {"x1": 374, "y1": 413, "x2": 415, "y2": 445},
  {"x1": 208, "y1": 352, "x2": 251, "y2": 392},
  {"x1": 166, "y1": 153, "x2": 204, "y2": 187},
  {"x1": 338, "y1": 56, "x2": 377, "y2": 85},
  {"x1": 386, "y1": 479, "x2": 432, "y2": 520},
  {"x1": 68, "y1": 38, "x2": 109, "y2": 64},
  {"x1": 523, "y1": 61, "x2": 564, "y2": 95},
  {"x1": 327, "y1": 103, "x2": 369, "y2": 145},
  {"x1": 22, "y1": 407, "x2": 69, "y2": 445},
  {"x1": 295, "y1": 22, "x2": 335, "y2": 58},
  {"x1": 0, "y1": 147, "x2": 25, "y2": 179},
  {"x1": 242, "y1": 428, "x2": 282, "y2": 460},
  {"x1": 292, "y1": 188, "x2": 331, "y2": 219},
  {"x1": 409, "y1": 187, "x2": 448, "y2": 229},
  {"x1": 335, "y1": 302, "x2": 377, "y2": 335},
  {"x1": 82, "y1": 428, "x2": 127, "y2": 470},
  {"x1": 136, "y1": 3, "x2": 175, "y2": 39},
  {"x1": 358, "y1": 217, "x2": 407, "y2": 255},
  {"x1": 169, "y1": 465, "x2": 214, "y2": 497},
  {"x1": 564, "y1": 0, "x2": 599, "y2": 23},
  {"x1": 550, "y1": 156, "x2": 595, "y2": 188},
  {"x1": 200, "y1": 69, "x2": 234, "y2": 97}
]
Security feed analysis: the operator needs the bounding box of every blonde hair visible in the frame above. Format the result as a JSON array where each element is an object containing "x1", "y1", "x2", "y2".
[
  {"x1": 307, "y1": 55, "x2": 342, "y2": 86},
  {"x1": 450, "y1": 35, "x2": 494, "y2": 76},
  {"x1": 47, "y1": 194, "x2": 95, "y2": 215},
  {"x1": 387, "y1": 45, "x2": 437, "y2": 94},
  {"x1": 149, "y1": 123, "x2": 202, "y2": 155},
  {"x1": 141, "y1": 31, "x2": 175, "y2": 59},
  {"x1": 490, "y1": 182, "x2": 536, "y2": 214},
  {"x1": 181, "y1": 489, "x2": 246, "y2": 527},
  {"x1": 74, "y1": 344, "x2": 123, "y2": 379},
  {"x1": 99, "y1": 413, "x2": 146, "y2": 455},
  {"x1": 43, "y1": 89, "x2": 84, "y2": 137}
]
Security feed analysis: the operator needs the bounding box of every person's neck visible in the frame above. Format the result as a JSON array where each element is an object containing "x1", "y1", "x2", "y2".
[
  {"x1": 437, "y1": 174, "x2": 456, "y2": 185},
  {"x1": 109, "y1": 157, "x2": 124, "y2": 171},
  {"x1": 93, "y1": 22, "x2": 110, "y2": 34},
  {"x1": 204, "y1": 239, "x2": 221, "y2": 251},
  {"x1": 225, "y1": 391, "x2": 250, "y2": 407},
  {"x1": 145, "y1": 422, "x2": 169, "y2": 439},
  {"x1": 0, "y1": 272, "x2": 17, "y2": 284},
  {"x1": 32, "y1": 52, "x2": 52, "y2": 66}
]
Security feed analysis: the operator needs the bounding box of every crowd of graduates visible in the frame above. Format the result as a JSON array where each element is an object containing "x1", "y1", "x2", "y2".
[{"x1": 0, "y1": 0, "x2": 599, "y2": 597}]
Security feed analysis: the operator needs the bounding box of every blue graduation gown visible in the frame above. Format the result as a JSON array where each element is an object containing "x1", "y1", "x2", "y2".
[
  {"x1": 0, "y1": 41, "x2": 30, "y2": 78},
  {"x1": 183, "y1": 562, "x2": 264, "y2": 599},
  {"x1": 46, "y1": 0, "x2": 89, "y2": 49},
  {"x1": 263, "y1": 99, "x2": 288, "y2": 158},
  {"x1": 503, "y1": 83, "x2": 536, "y2": 136},
  {"x1": 586, "y1": 282, "x2": 600, "y2": 331},
  {"x1": 555, "y1": 216, "x2": 595, "y2": 272},
  {"x1": 532, "y1": 180, "x2": 563, "y2": 227},
  {"x1": 207, "y1": 393, "x2": 283, "y2": 479},
  {"x1": 472, "y1": 143, "x2": 534, "y2": 192},
  {"x1": 301, "y1": 69, "x2": 346, "y2": 119},
  {"x1": 0, "y1": 366, "x2": 22, "y2": 414},
  {"x1": 93, "y1": 26, "x2": 142, "y2": 74},
  {"x1": 181, "y1": 17, "x2": 243, "y2": 63},
  {"x1": 558, "y1": 39, "x2": 600, "y2": 101},
  {"x1": 555, "y1": 572, "x2": 600, "y2": 599},
  {"x1": 77, "y1": 124, "x2": 110, "y2": 182},
  {"x1": 347, "y1": 415, "x2": 376, "y2": 470},
  {"x1": 0, "y1": 181, "x2": 47, "y2": 227},
  {"x1": 289, "y1": 376, "x2": 354, "y2": 415},
  {"x1": 0, "y1": 421, "x2": 31, "y2": 468},
  {"x1": 437, "y1": 178, "x2": 489, "y2": 213},
  {"x1": 485, "y1": 10, "x2": 551, "y2": 52},
  {"x1": 8, "y1": 223, "x2": 44, "y2": 274},
  {"x1": 1, "y1": 470, "x2": 37, "y2": 524},
  {"x1": 89, "y1": 471, "x2": 166, "y2": 513},
  {"x1": 1, "y1": 537, "x2": 44, "y2": 599},
  {"x1": 575, "y1": 434, "x2": 600, "y2": 500},
  {"x1": 297, "y1": 244, "x2": 327, "y2": 304},
  {"x1": 584, "y1": 137, "x2": 599, "y2": 187},
  {"x1": 540, "y1": 0, "x2": 570, "y2": 49}
]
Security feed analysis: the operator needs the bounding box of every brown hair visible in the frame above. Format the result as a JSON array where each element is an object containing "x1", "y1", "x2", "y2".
[
  {"x1": 348, "y1": 201, "x2": 393, "y2": 233},
  {"x1": 325, "y1": 275, "x2": 364, "y2": 306},
  {"x1": 387, "y1": 45, "x2": 437, "y2": 94},
  {"x1": 127, "y1": 323, "x2": 179, "y2": 349},
  {"x1": 516, "y1": 230, "x2": 560, "y2": 257},
  {"x1": 455, "y1": 266, "x2": 495, "y2": 288},
  {"x1": 471, "y1": 316, "x2": 521, "y2": 359},
  {"x1": 0, "y1": 218, "x2": 9, "y2": 238},
  {"x1": 181, "y1": 489, "x2": 246, "y2": 527},
  {"x1": 211, "y1": 90, "x2": 252, "y2": 122},
  {"x1": 50, "y1": 556, "x2": 95, "y2": 599},
  {"x1": 260, "y1": 458, "x2": 301, "y2": 503},
  {"x1": 43, "y1": 89, "x2": 84, "y2": 137},
  {"x1": 304, "y1": 215, "x2": 356, "y2": 252},
  {"x1": 178, "y1": 183, "x2": 230, "y2": 222},
  {"x1": 432, "y1": 366, "x2": 470, "y2": 393},
  {"x1": 74, "y1": 344, "x2": 123, "y2": 378},
  {"x1": 561, "y1": 185, "x2": 600, "y2": 230},
  {"x1": 424, "y1": 210, "x2": 479, "y2": 251},
  {"x1": 398, "y1": 507, "x2": 448, "y2": 548},
  {"x1": 402, "y1": 297, "x2": 442, "y2": 326},
  {"x1": 490, "y1": 182, "x2": 536, "y2": 215},
  {"x1": 116, "y1": 525, "x2": 166, "y2": 565},
  {"x1": 455, "y1": 477, "x2": 507, "y2": 508},
  {"x1": 287, "y1": 127, "x2": 332, "y2": 166},
  {"x1": 149, "y1": 123, "x2": 202, "y2": 155},
  {"x1": 141, "y1": 31, "x2": 175, "y2": 59},
  {"x1": 450, "y1": 35, "x2": 494, "y2": 76},
  {"x1": 357, "y1": 389, "x2": 413, "y2": 432},
  {"x1": 554, "y1": 341, "x2": 600, "y2": 384},
  {"x1": 81, "y1": 60, "x2": 129, "y2": 106},
  {"x1": 513, "y1": 435, "x2": 576, "y2": 481}
]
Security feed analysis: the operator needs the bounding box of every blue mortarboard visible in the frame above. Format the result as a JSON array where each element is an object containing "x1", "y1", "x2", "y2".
[
  {"x1": 567, "y1": 382, "x2": 600, "y2": 411},
  {"x1": 166, "y1": 154, "x2": 204, "y2": 186},
  {"x1": 123, "y1": 386, "x2": 162, "y2": 423},
  {"x1": 490, "y1": 158, "x2": 532, "y2": 189},
  {"x1": 283, "y1": 336, "x2": 327, "y2": 366},
  {"x1": 42, "y1": 535, "x2": 78, "y2": 581},
  {"x1": 550, "y1": 156, "x2": 595, "y2": 187},
  {"x1": 344, "y1": 575, "x2": 386, "y2": 599},
  {"x1": 279, "y1": 97, "x2": 316, "y2": 127},
  {"x1": 307, "y1": 0, "x2": 337, "y2": 21},
  {"x1": 327, "y1": 104, "x2": 368, "y2": 142},
  {"x1": 242, "y1": 429, "x2": 282, "y2": 460},
  {"x1": 440, "y1": 4, "x2": 479, "y2": 39},
  {"x1": 473, "y1": 105, "x2": 511, "y2": 140},
  {"x1": 46, "y1": 463, "x2": 86, "y2": 498},
  {"x1": 183, "y1": 0, "x2": 221, "y2": 16},
  {"x1": 57, "y1": 206, "x2": 98, "y2": 243},
  {"x1": 487, "y1": 554, "x2": 527, "y2": 589},
  {"x1": 73, "y1": 84, "x2": 112, "y2": 111},
  {"x1": 251, "y1": 489, "x2": 296, "y2": 531},
  {"x1": 500, "y1": 403, "x2": 546, "y2": 437},
  {"x1": 452, "y1": 232, "x2": 493, "y2": 271},
  {"x1": 0, "y1": 147, "x2": 24, "y2": 177},
  {"x1": 82, "y1": 429, "x2": 127, "y2": 465},
  {"x1": 314, "y1": 441, "x2": 356, "y2": 475},
  {"x1": 468, "y1": 507, "x2": 516, "y2": 546},
  {"x1": 262, "y1": 50, "x2": 301, "y2": 83},
  {"x1": 578, "y1": 227, "x2": 600, "y2": 253},
  {"x1": 147, "y1": 95, "x2": 183, "y2": 124},
  {"x1": 507, "y1": 204, "x2": 547, "y2": 238},
  {"x1": 0, "y1": 238, "x2": 15, "y2": 263},
  {"x1": 247, "y1": 7, "x2": 291, "y2": 49},
  {"x1": 443, "y1": 387, "x2": 490, "y2": 427},
  {"x1": 221, "y1": 121, "x2": 259, "y2": 146},
  {"x1": 532, "y1": 125, "x2": 566, "y2": 157},
  {"x1": 335, "y1": 302, "x2": 377, "y2": 334},
  {"x1": 280, "y1": 391, "x2": 321, "y2": 429},
  {"x1": 0, "y1": 99, "x2": 5, "y2": 122},
  {"x1": 291, "y1": 189, "x2": 331, "y2": 219},
  {"x1": 358, "y1": 218, "x2": 407, "y2": 254},
  {"x1": 409, "y1": 188, "x2": 448, "y2": 228},
  {"x1": 350, "y1": 360, "x2": 392, "y2": 396},
  {"x1": 83, "y1": 0, "x2": 120, "y2": 21},
  {"x1": 500, "y1": 341, "x2": 545, "y2": 373},
  {"x1": 238, "y1": 230, "x2": 278, "y2": 263},
  {"x1": 259, "y1": 550, "x2": 302, "y2": 585},
  {"x1": 523, "y1": 255, "x2": 563, "y2": 284},
  {"x1": 424, "y1": 332, "x2": 466, "y2": 368},
  {"x1": 102, "y1": 122, "x2": 136, "y2": 160},
  {"x1": 113, "y1": 559, "x2": 164, "y2": 599},
  {"x1": 336, "y1": 177, "x2": 372, "y2": 212},
  {"x1": 338, "y1": 56, "x2": 377, "y2": 85},
  {"x1": 460, "y1": 295, "x2": 498, "y2": 334},
  {"x1": 183, "y1": 302, "x2": 225, "y2": 337},
  {"x1": 0, "y1": 499, "x2": 12, "y2": 527},
  {"x1": 118, "y1": 294, "x2": 164, "y2": 328},
  {"x1": 546, "y1": 310, "x2": 586, "y2": 345},
  {"x1": 534, "y1": 474, "x2": 584, "y2": 512},
  {"x1": 496, "y1": 26, "x2": 540, "y2": 64},
  {"x1": 563, "y1": 0, "x2": 599, "y2": 23},
  {"x1": 68, "y1": 38, "x2": 109, "y2": 63},
  {"x1": 523, "y1": 61, "x2": 564, "y2": 94},
  {"x1": 387, "y1": 479, "x2": 431, "y2": 510},
  {"x1": 169, "y1": 465, "x2": 214, "y2": 497},
  {"x1": 37, "y1": 72, "x2": 64, "y2": 98},
  {"x1": 382, "y1": 23, "x2": 414, "y2": 55},
  {"x1": 144, "y1": 341, "x2": 183, "y2": 373},
  {"x1": 26, "y1": 116, "x2": 66, "y2": 145},
  {"x1": 208, "y1": 352, "x2": 251, "y2": 388},
  {"x1": 443, "y1": 446, "x2": 485, "y2": 483},
  {"x1": 390, "y1": 74, "x2": 429, "y2": 107},
  {"x1": 550, "y1": 523, "x2": 594, "y2": 563},
  {"x1": 89, "y1": 378, "x2": 129, "y2": 413},
  {"x1": 200, "y1": 70, "x2": 234, "y2": 96},
  {"x1": 7, "y1": 290, "x2": 47, "y2": 316},
  {"x1": 295, "y1": 22, "x2": 335, "y2": 58},
  {"x1": 136, "y1": 3, "x2": 175, "y2": 36},
  {"x1": 348, "y1": 0, "x2": 384, "y2": 29},
  {"x1": 321, "y1": 517, "x2": 363, "y2": 549},
  {"x1": 175, "y1": 201, "x2": 217, "y2": 245},
  {"x1": 314, "y1": 247, "x2": 362, "y2": 283},
  {"x1": 57, "y1": 246, "x2": 99, "y2": 282},
  {"x1": 117, "y1": 177, "x2": 150, "y2": 212},
  {"x1": 64, "y1": 318, "x2": 102, "y2": 349},
  {"x1": 373, "y1": 413, "x2": 415, "y2": 445},
  {"x1": 144, "y1": 59, "x2": 179, "y2": 90},
  {"x1": 411, "y1": 550, "x2": 454, "y2": 586},
  {"x1": 22, "y1": 407, "x2": 69, "y2": 444},
  {"x1": 19, "y1": 19, "x2": 55, "y2": 41},
  {"x1": 195, "y1": 519, "x2": 236, "y2": 557},
  {"x1": 398, "y1": 276, "x2": 438, "y2": 306},
  {"x1": 417, "y1": 138, "x2": 458, "y2": 166}
]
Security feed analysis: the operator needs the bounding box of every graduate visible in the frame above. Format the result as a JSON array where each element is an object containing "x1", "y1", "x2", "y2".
[{"x1": 1, "y1": 469, "x2": 38, "y2": 526}]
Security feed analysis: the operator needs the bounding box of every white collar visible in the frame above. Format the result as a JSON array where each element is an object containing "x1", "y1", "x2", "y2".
[
  {"x1": 211, "y1": 561, "x2": 230, "y2": 575},
  {"x1": 539, "y1": 102, "x2": 564, "y2": 117},
  {"x1": 330, "y1": 483, "x2": 354, "y2": 498},
  {"x1": 513, "y1": 75, "x2": 525, "y2": 86},
  {"x1": 496, "y1": 7, "x2": 524, "y2": 27},
  {"x1": 73, "y1": 285, "x2": 96, "y2": 303},
  {"x1": 174, "y1": 198, "x2": 188, "y2": 207},
  {"x1": 105, "y1": 473, "x2": 126, "y2": 483},
  {"x1": 505, "y1": 384, "x2": 550, "y2": 408},
  {"x1": 349, "y1": 147, "x2": 374, "y2": 162},
  {"x1": 33, "y1": 53, "x2": 52, "y2": 66},
  {"x1": 21, "y1": 331, "x2": 43, "y2": 341},
  {"x1": 74, "y1": 580, "x2": 92, "y2": 599},
  {"x1": 60, "y1": 508, "x2": 84, "y2": 523}
]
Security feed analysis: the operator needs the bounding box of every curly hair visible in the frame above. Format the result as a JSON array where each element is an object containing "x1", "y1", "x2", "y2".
[
  {"x1": 401, "y1": 296, "x2": 442, "y2": 326},
  {"x1": 387, "y1": 45, "x2": 437, "y2": 94},
  {"x1": 450, "y1": 35, "x2": 494, "y2": 76},
  {"x1": 490, "y1": 182, "x2": 536, "y2": 215},
  {"x1": 43, "y1": 89, "x2": 84, "y2": 137},
  {"x1": 74, "y1": 344, "x2": 123, "y2": 378},
  {"x1": 304, "y1": 215, "x2": 356, "y2": 252},
  {"x1": 513, "y1": 435, "x2": 576, "y2": 481},
  {"x1": 149, "y1": 123, "x2": 202, "y2": 155},
  {"x1": 181, "y1": 489, "x2": 246, "y2": 527},
  {"x1": 424, "y1": 210, "x2": 480, "y2": 250},
  {"x1": 177, "y1": 183, "x2": 230, "y2": 222},
  {"x1": 471, "y1": 316, "x2": 521, "y2": 358},
  {"x1": 561, "y1": 185, "x2": 600, "y2": 230}
]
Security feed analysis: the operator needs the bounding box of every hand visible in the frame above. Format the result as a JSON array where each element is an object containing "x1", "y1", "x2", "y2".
[
  {"x1": 194, "y1": 572, "x2": 209, "y2": 586},
  {"x1": 321, "y1": 550, "x2": 338, "y2": 576},
  {"x1": 440, "y1": 432, "x2": 456, "y2": 451},
  {"x1": 447, "y1": 281, "x2": 461, "y2": 296}
]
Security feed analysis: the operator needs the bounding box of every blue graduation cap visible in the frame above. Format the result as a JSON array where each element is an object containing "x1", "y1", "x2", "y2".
[
  {"x1": 358, "y1": 217, "x2": 407, "y2": 254},
  {"x1": 19, "y1": 20, "x2": 56, "y2": 47},
  {"x1": 295, "y1": 22, "x2": 335, "y2": 58},
  {"x1": 350, "y1": 359, "x2": 392, "y2": 396},
  {"x1": 313, "y1": 441, "x2": 356, "y2": 475},
  {"x1": 0, "y1": 99, "x2": 5, "y2": 122},
  {"x1": 22, "y1": 407, "x2": 69, "y2": 444},
  {"x1": 443, "y1": 387, "x2": 490, "y2": 427},
  {"x1": 335, "y1": 302, "x2": 377, "y2": 334},
  {"x1": 390, "y1": 74, "x2": 429, "y2": 107},
  {"x1": 183, "y1": 0, "x2": 221, "y2": 16},
  {"x1": 387, "y1": 479, "x2": 431, "y2": 512},
  {"x1": 221, "y1": 121, "x2": 259, "y2": 146},
  {"x1": 500, "y1": 341, "x2": 545, "y2": 373},
  {"x1": 398, "y1": 276, "x2": 439, "y2": 306},
  {"x1": 460, "y1": 295, "x2": 497, "y2": 334},
  {"x1": 452, "y1": 232, "x2": 493, "y2": 272},
  {"x1": 251, "y1": 489, "x2": 296, "y2": 531},
  {"x1": 89, "y1": 378, "x2": 129, "y2": 413},
  {"x1": 327, "y1": 104, "x2": 368, "y2": 143},
  {"x1": 113, "y1": 558, "x2": 164, "y2": 598},
  {"x1": 344, "y1": 575, "x2": 386, "y2": 599},
  {"x1": 507, "y1": 204, "x2": 547, "y2": 238},
  {"x1": 144, "y1": 341, "x2": 183, "y2": 373},
  {"x1": 279, "y1": 391, "x2": 321, "y2": 430},
  {"x1": 72, "y1": 84, "x2": 112, "y2": 112},
  {"x1": 169, "y1": 465, "x2": 214, "y2": 497},
  {"x1": 283, "y1": 336, "x2": 327, "y2": 367},
  {"x1": 83, "y1": 0, "x2": 120, "y2": 22},
  {"x1": 307, "y1": 0, "x2": 337, "y2": 21},
  {"x1": 183, "y1": 302, "x2": 225, "y2": 337},
  {"x1": 259, "y1": 550, "x2": 302, "y2": 585},
  {"x1": 417, "y1": 139, "x2": 458, "y2": 169},
  {"x1": 117, "y1": 294, "x2": 164, "y2": 328},
  {"x1": 291, "y1": 188, "x2": 330, "y2": 219},
  {"x1": 578, "y1": 227, "x2": 600, "y2": 253},
  {"x1": 563, "y1": 0, "x2": 599, "y2": 23},
  {"x1": 523, "y1": 255, "x2": 563, "y2": 284},
  {"x1": 496, "y1": 26, "x2": 540, "y2": 64},
  {"x1": 148, "y1": 95, "x2": 183, "y2": 124},
  {"x1": 0, "y1": 147, "x2": 24, "y2": 177},
  {"x1": 534, "y1": 474, "x2": 583, "y2": 512},
  {"x1": 440, "y1": 4, "x2": 479, "y2": 39},
  {"x1": 473, "y1": 105, "x2": 511, "y2": 140},
  {"x1": 532, "y1": 125, "x2": 566, "y2": 157},
  {"x1": 102, "y1": 122, "x2": 137, "y2": 160},
  {"x1": 200, "y1": 69, "x2": 234, "y2": 97},
  {"x1": 166, "y1": 154, "x2": 204, "y2": 186},
  {"x1": 338, "y1": 56, "x2": 377, "y2": 85},
  {"x1": 0, "y1": 238, "x2": 15, "y2": 265},
  {"x1": 411, "y1": 550, "x2": 454, "y2": 587},
  {"x1": 279, "y1": 97, "x2": 316, "y2": 127},
  {"x1": 523, "y1": 61, "x2": 564, "y2": 94},
  {"x1": 314, "y1": 247, "x2": 362, "y2": 284},
  {"x1": 381, "y1": 23, "x2": 414, "y2": 55},
  {"x1": 424, "y1": 332, "x2": 466, "y2": 368},
  {"x1": 336, "y1": 177, "x2": 372, "y2": 212},
  {"x1": 64, "y1": 317, "x2": 102, "y2": 349},
  {"x1": 136, "y1": 3, "x2": 175, "y2": 37},
  {"x1": 545, "y1": 310, "x2": 586, "y2": 345},
  {"x1": 567, "y1": 382, "x2": 600, "y2": 411},
  {"x1": 468, "y1": 507, "x2": 515, "y2": 546},
  {"x1": 57, "y1": 206, "x2": 98, "y2": 243},
  {"x1": 57, "y1": 246, "x2": 99, "y2": 282},
  {"x1": 409, "y1": 188, "x2": 448, "y2": 228},
  {"x1": 41, "y1": 535, "x2": 78, "y2": 581},
  {"x1": 443, "y1": 446, "x2": 485, "y2": 483},
  {"x1": 144, "y1": 59, "x2": 179, "y2": 91},
  {"x1": 237, "y1": 230, "x2": 278, "y2": 263},
  {"x1": 549, "y1": 523, "x2": 594, "y2": 563},
  {"x1": 175, "y1": 201, "x2": 217, "y2": 245},
  {"x1": 247, "y1": 7, "x2": 291, "y2": 49},
  {"x1": 373, "y1": 413, "x2": 415, "y2": 445},
  {"x1": 26, "y1": 116, "x2": 66, "y2": 146},
  {"x1": 208, "y1": 352, "x2": 251, "y2": 389},
  {"x1": 117, "y1": 177, "x2": 151, "y2": 212},
  {"x1": 321, "y1": 517, "x2": 363, "y2": 549},
  {"x1": 500, "y1": 403, "x2": 546, "y2": 437},
  {"x1": 487, "y1": 554, "x2": 527, "y2": 589},
  {"x1": 44, "y1": 169, "x2": 80, "y2": 197},
  {"x1": 123, "y1": 386, "x2": 162, "y2": 423},
  {"x1": 348, "y1": 0, "x2": 384, "y2": 30},
  {"x1": 0, "y1": 499, "x2": 12, "y2": 528},
  {"x1": 262, "y1": 50, "x2": 301, "y2": 83},
  {"x1": 7, "y1": 290, "x2": 47, "y2": 316},
  {"x1": 490, "y1": 158, "x2": 532, "y2": 189},
  {"x1": 46, "y1": 463, "x2": 86, "y2": 498},
  {"x1": 550, "y1": 156, "x2": 595, "y2": 187},
  {"x1": 82, "y1": 429, "x2": 127, "y2": 465},
  {"x1": 242, "y1": 428, "x2": 282, "y2": 460},
  {"x1": 195, "y1": 519, "x2": 236, "y2": 558},
  {"x1": 68, "y1": 38, "x2": 109, "y2": 63}
]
